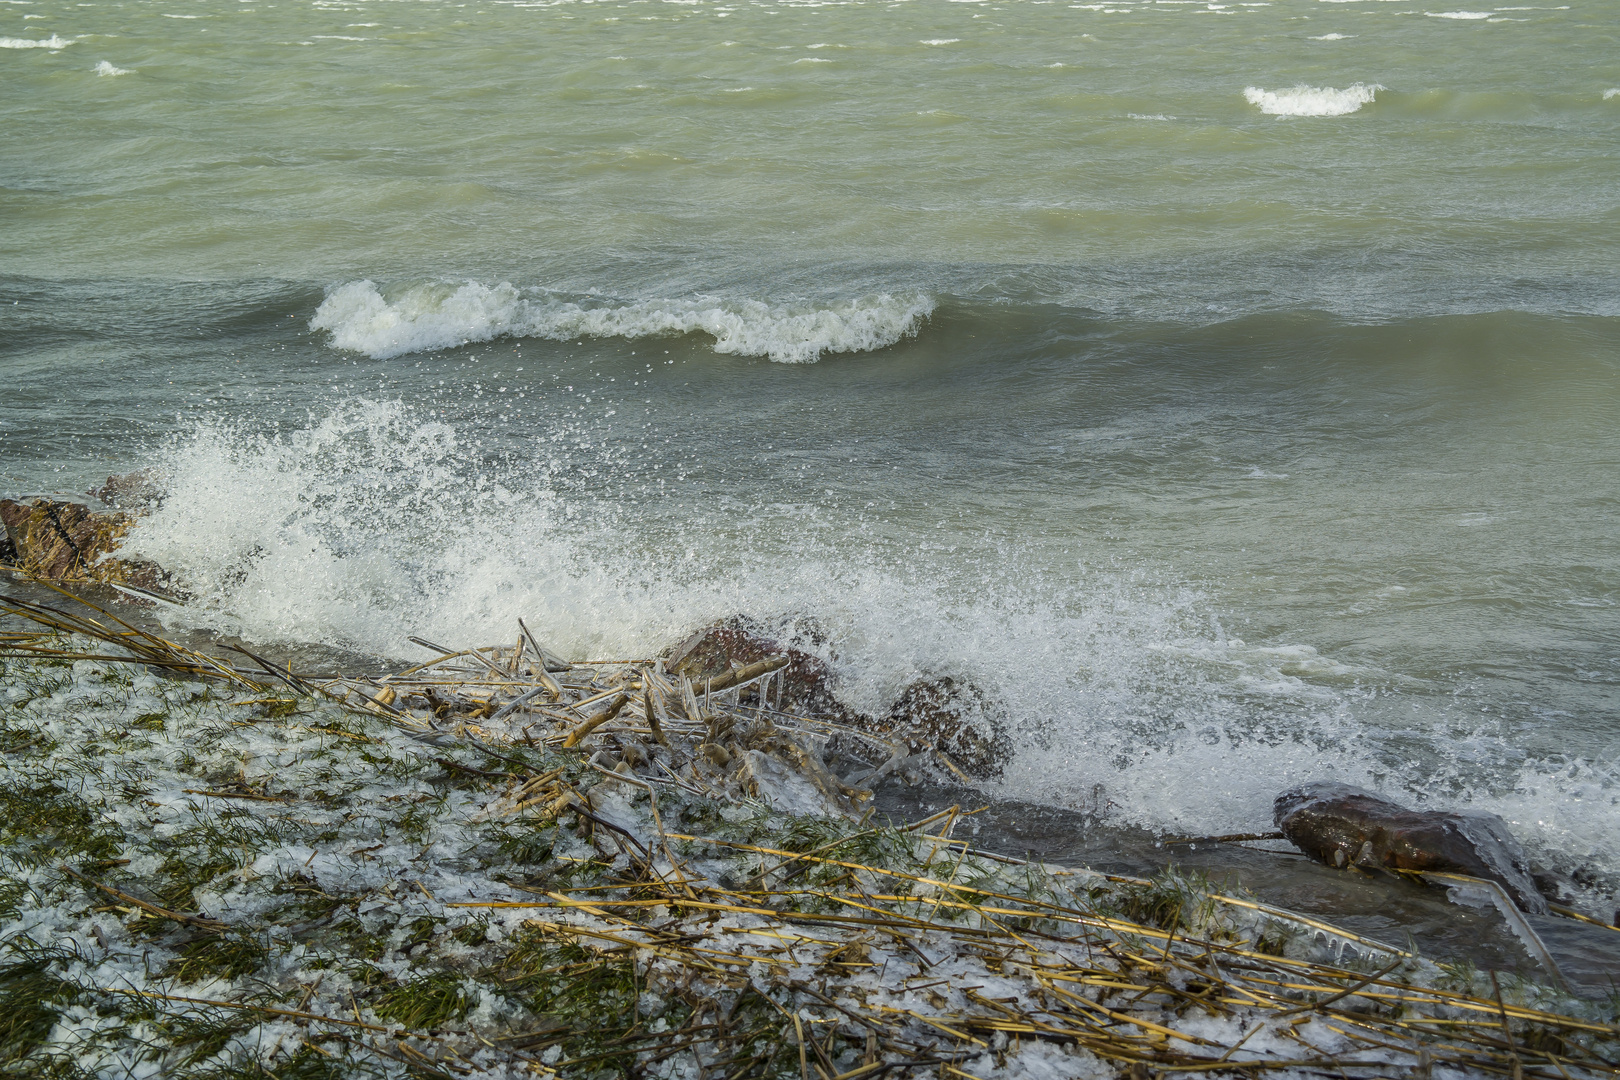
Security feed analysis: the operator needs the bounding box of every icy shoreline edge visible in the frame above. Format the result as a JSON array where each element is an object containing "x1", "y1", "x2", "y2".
[{"x1": 1, "y1": 587, "x2": 1618, "y2": 1079}]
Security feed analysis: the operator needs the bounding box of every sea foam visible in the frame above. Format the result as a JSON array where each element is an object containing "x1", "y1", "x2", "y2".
[
  {"x1": 0, "y1": 33, "x2": 72, "y2": 48},
  {"x1": 311, "y1": 279, "x2": 936, "y2": 363},
  {"x1": 94, "y1": 59, "x2": 132, "y2": 75},
  {"x1": 1243, "y1": 81, "x2": 1379, "y2": 116}
]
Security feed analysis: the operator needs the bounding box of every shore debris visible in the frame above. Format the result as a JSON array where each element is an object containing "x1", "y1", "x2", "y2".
[
  {"x1": 1276, "y1": 782, "x2": 1549, "y2": 914},
  {"x1": 1, "y1": 577, "x2": 1618, "y2": 1078},
  {"x1": 668, "y1": 620, "x2": 1010, "y2": 779}
]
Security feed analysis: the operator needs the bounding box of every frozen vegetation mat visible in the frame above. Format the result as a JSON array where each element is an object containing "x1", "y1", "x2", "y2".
[{"x1": 1, "y1": 584, "x2": 1618, "y2": 1080}]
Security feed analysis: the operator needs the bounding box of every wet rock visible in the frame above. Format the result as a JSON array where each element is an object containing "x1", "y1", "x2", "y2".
[
  {"x1": 0, "y1": 497, "x2": 170, "y2": 591},
  {"x1": 665, "y1": 619, "x2": 1014, "y2": 782},
  {"x1": 885, "y1": 677, "x2": 1010, "y2": 779},
  {"x1": 1274, "y1": 782, "x2": 1547, "y2": 914},
  {"x1": 665, "y1": 618, "x2": 850, "y2": 719}
]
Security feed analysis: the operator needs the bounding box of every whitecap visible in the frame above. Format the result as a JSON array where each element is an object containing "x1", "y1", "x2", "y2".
[
  {"x1": 310, "y1": 280, "x2": 936, "y2": 364},
  {"x1": 1425, "y1": 9, "x2": 1492, "y2": 15},
  {"x1": 1604, "y1": 88, "x2": 1619, "y2": 100},
  {"x1": 0, "y1": 33, "x2": 71, "y2": 47},
  {"x1": 1308, "y1": 31, "x2": 1352, "y2": 37},
  {"x1": 1128, "y1": 112, "x2": 1175, "y2": 120},
  {"x1": 94, "y1": 59, "x2": 131, "y2": 74},
  {"x1": 919, "y1": 37, "x2": 960, "y2": 43},
  {"x1": 1243, "y1": 82, "x2": 1379, "y2": 116},
  {"x1": 792, "y1": 56, "x2": 833, "y2": 63}
]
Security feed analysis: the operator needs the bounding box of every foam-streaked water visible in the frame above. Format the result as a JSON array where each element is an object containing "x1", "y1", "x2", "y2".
[{"x1": 3, "y1": 0, "x2": 1618, "y2": 912}]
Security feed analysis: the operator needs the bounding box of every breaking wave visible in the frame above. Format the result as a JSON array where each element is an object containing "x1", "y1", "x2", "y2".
[
  {"x1": 0, "y1": 33, "x2": 72, "y2": 48},
  {"x1": 113, "y1": 400, "x2": 1620, "y2": 898},
  {"x1": 1243, "y1": 82, "x2": 1380, "y2": 116},
  {"x1": 310, "y1": 279, "x2": 935, "y2": 363}
]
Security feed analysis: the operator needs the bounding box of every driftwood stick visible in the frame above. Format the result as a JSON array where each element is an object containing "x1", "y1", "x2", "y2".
[
  {"x1": 60, "y1": 865, "x2": 229, "y2": 932},
  {"x1": 1160, "y1": 832, "x2": 1285, "y2": 847},
  {"x1": 561, "y1": 694, "x2": 630, "y2": 748}
]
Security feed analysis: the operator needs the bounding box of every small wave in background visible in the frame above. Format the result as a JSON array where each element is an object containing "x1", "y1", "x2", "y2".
[
  {"x1": 311, "y1": 280, "x2": 936, "y2": 363},
  {"x1": 0, "y1": 33, "x2": 72, "y2": 48},
  {"x1": 1243, "y1": 82, "x2": 1381, "y2": 117}
]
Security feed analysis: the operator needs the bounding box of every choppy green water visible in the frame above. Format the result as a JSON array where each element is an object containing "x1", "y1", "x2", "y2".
[{"x1": 3, "y1": 0, "x2": 1619, "y2": 900}]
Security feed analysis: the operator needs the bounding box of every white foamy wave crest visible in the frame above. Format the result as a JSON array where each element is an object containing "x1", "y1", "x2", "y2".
[
  {"x1": 0, "y1": 33, "x2": 72, "y2": 48},
  {"x1": 1605, "y1": 88, "x2": 1620, "y2": 100},
  {"x1": 1425, "y1": 9, "x2": 1491, "y2": 16},
  {"x1": 95, "y1": 59, "x2": 132, "y2": 75},
  {"x1": 311, "y1": 280, "x2": 935, "y2": 363},
  {"x1": 1243, "y1": 81, "x2": 1380, "y2": 116}
]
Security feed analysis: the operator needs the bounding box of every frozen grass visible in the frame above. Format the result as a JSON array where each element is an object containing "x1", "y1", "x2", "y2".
[{"x1": 0, "y1": 602, "x2": 1617, "y2": 1079}]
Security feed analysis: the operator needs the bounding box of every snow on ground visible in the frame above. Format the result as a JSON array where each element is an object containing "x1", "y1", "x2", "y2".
[{"x1": 1, "y1": 633, "x2": 1615, "y2": 1078}]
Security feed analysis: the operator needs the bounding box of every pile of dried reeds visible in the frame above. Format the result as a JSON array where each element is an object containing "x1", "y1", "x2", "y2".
[{"x1": 2, "y1": 574, "x2": 1618, "y2": 1079}]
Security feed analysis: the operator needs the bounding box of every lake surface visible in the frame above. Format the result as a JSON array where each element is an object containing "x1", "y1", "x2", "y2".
[{"x1": 4, "y1": 0, "x2": 1618, "y2": 910}]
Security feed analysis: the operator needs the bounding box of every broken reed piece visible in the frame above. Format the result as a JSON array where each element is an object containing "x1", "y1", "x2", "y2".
[
  {"x1": 1160, "y1": 832, "x2": 1286, "y2": 847},
  {"x1": 560, "y1": 693, "x2": 630, "y2": 748},
  {"x1": 702, "y1": 654, "x2": 790, "y2": 695},
  {"x1": 59, "y1": 864, "x2": 229, "y2": 933},
  {"x1": 641, "y1": 670, "x2": 670, "y2": 747},
  {"x1": 517, "y1": 617, "x2": 571, "y2": 672},
  {"x1": 679, "y1": 674, "x2": 702, "y2": 723}
]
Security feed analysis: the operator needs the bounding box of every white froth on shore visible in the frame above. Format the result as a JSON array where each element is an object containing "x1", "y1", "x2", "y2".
[
  {"x1": 311, "y1": 279, "x2": 935, "y2": 363},
  {"x1": 1244, "y1": 82, "x2": 1380, "y2": 116}
]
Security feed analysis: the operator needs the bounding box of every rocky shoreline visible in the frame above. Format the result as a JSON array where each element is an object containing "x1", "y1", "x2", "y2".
[
  {"x1": 2, "y1": 484, "x2": 1619, "y2": 1078},
  {"x1": 0, "y1": 485, "x2": 1599, "y2": 920}
]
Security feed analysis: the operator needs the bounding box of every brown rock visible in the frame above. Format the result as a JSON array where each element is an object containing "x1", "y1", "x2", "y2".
[
  {"x1": 885, "y1": 676, "x2": 1010, "y2": 779},
  {"x1": 1274, "y1": 783, "x2": 1547, "y2": 913},
  {"x1": 665, "y1": 619, "x2": 850, "y2": 719},
  {"x1": 0, "y1": 497, "x2": 170, "y2": 591}
]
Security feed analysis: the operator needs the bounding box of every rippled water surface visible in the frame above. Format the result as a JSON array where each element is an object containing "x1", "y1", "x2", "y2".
[{"x1": 4, "y1": 0, "x2": 1619, "y2": 918}]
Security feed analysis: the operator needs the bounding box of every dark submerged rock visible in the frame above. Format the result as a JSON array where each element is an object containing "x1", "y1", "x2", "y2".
[
  {"x1": 1274, "y1": 782, "x2": 1547, "y2": 914},
  {"x1": 885, "y1": 676, "x2": 1010, "y2": 779}
]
